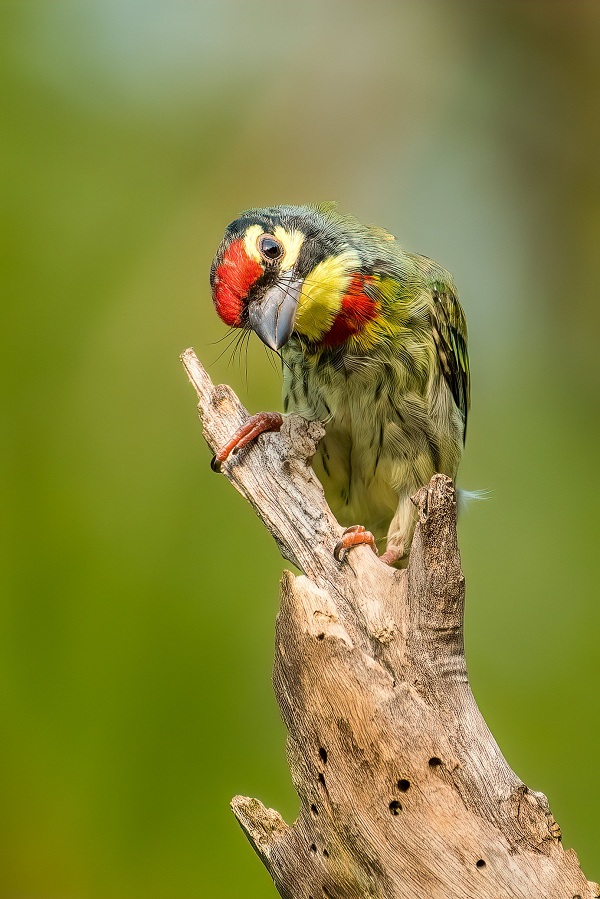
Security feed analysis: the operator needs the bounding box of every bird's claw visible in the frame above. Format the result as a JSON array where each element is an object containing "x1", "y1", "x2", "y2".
[
  {"x1": 210, "y1": 411, "x2": 284, "y2": 472},
  {"x1": 334, "y1": 525, "x2": 379, "y2": 562}
]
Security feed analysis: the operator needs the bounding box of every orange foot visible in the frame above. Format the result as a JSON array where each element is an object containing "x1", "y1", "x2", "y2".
[
  {"x1": 334, "y1": 525, "x2": 378, "y2": 562},
  {"x1": 211, "y1": 412, "x2": 284, "y2": 472},
  {"x1": 379, "y1": 545, "x2": 404, "y2": 566}
]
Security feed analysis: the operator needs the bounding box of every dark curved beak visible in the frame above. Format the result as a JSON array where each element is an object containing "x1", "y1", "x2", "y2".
[{"x1": 248, "y1": 270, "x2": 303, "y2": 351}]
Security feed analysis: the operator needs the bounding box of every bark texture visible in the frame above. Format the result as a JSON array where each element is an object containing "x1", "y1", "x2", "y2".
[{"x1": 181, "y1": 347, "x2": 597, "y2": 899}]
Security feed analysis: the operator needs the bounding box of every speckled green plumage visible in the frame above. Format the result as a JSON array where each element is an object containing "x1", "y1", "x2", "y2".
[
  {"x1": 212, "y1": 203, "x2": 470, "y2": 563},
  {"x1": 279, "y1": 206, "x2": 469, "y2": 560}
]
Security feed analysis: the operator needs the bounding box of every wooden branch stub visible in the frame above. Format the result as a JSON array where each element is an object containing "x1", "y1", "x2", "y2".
[
  {"x1": 230, "y1": 796, "x2": 289, "y2": 864},
  {"x1": 181, "y1": 348, "x2": 597, "y2": 899}
]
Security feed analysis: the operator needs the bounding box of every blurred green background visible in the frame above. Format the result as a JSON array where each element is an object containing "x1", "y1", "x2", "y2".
[{"x1": 1, "y1": 1, "x2": 599, "y2": 895}]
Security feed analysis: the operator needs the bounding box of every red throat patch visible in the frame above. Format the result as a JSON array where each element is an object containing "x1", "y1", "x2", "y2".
[
  {"x1": 321, "y1": 273, "x2": 379, "y2": 346},
  {"x1": 212, "y1": 239, "x2": 262, "y2": 326}
]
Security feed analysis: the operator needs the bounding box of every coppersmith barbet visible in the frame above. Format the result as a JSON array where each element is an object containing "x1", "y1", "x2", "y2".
[{"x1": 210, "y1": 204, "x2": 470, "y2": 566}]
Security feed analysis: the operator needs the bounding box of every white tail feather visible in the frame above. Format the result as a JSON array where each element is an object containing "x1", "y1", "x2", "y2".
[{"x1": 457, "y1": 488, "x2": 491, "y2": 514}]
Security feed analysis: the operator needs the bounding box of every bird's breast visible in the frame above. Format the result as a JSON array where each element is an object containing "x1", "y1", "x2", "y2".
[{"x1": 281, "y1": 345, "x2": 463, "y2": 545}]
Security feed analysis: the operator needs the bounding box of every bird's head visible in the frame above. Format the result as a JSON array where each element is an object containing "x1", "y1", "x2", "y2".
[{"x1": 210, "y1": 204, "x2": 398, "y2": 352}]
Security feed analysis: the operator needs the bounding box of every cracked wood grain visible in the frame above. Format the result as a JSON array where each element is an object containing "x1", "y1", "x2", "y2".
[{"x1": 181, "y1": 347, "x2": 598, "y2": 899}]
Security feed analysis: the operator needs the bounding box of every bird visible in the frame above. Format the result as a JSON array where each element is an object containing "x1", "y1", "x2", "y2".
[{"x1": 209, "y1": 203, "x2": 470, "y2": 566}]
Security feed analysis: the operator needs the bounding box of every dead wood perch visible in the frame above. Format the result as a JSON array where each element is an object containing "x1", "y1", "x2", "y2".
[{"x1": 181, "y1": 346, "x2": 597, "y2": 899}]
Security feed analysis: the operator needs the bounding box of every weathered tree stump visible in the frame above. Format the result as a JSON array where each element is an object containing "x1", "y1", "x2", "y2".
[{"x1": 181, "y1": 347, "x2": 597, "y2": 899}]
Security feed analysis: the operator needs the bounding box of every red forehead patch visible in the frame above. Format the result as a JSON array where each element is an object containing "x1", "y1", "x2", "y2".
[{"x1": 212, "y1": 239, "x2": 262, "y2": 326}]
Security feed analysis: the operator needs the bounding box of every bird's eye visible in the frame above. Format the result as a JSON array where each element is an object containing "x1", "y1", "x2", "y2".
[{"x1": 257, "y1": 234, "x2": 284, "y2": 262}]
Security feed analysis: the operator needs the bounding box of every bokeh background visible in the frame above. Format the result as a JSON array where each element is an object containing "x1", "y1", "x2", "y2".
[{"x1": 2, "y1": 1, "x2": 599, "y2": 896}]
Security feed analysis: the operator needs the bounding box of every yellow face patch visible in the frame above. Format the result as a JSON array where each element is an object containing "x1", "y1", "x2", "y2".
[
  {"x1": 294, "y1": 249, "x2": 361, "y2": 341},
  {"x1": 243, "y1": 224, "x2": 264, "y2": 263},
  {"x1": 243, "y1": 225, "x2": 305, "y2": 271},
  {"x1": 273, "y1": 226, "x2": 304, "y2": 270}
]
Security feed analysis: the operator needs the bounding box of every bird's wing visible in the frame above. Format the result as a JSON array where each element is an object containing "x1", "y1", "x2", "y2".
[{"x1": 430, "y1": 286, "x2": 470, "y2": 439}]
